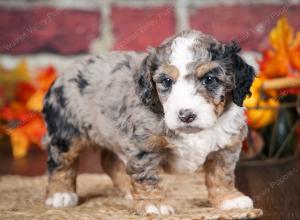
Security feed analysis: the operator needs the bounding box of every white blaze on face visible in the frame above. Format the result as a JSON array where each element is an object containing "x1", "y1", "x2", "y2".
[
  {"x1": 163, "y1": 36, "x2": 217, "y2": 131},
  {"x1": 169, "y1": 37, "x2": 195, "y2": 76}
]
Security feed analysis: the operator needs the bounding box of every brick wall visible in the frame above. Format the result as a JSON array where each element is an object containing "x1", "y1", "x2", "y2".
[{"x1": 0, "y1": 0, "x2": 299, "y2": 70}]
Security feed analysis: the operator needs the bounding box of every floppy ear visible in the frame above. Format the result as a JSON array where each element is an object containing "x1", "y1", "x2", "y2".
[
  {"x1": 136, "y1": 52, "x2": 164, "y2": 114},
  {"x1": 232, "y1": 52, "x2": 256, "y2": 107},
  {"x1": 223, "y1": 42, "x2": 256, "y2": 107}
]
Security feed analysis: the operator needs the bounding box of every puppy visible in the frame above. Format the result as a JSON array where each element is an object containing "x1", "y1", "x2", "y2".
[{"x1": 43, "y1": 30, "x2": 255, "y2": 216}]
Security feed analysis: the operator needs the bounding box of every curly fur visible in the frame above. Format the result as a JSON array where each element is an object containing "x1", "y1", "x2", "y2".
[
  {"x1": 43, "y1": 30, "x2": 256, "y2": 215},
  {"x1": 209, "y1": 41, "x2": 255, "y2": 106}
]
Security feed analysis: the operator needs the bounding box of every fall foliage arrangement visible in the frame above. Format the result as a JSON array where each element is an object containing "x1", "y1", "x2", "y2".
[
  {"x1": 0, "y1": 62, "x2": 57, "y2": 158},
  {"x1": 245, "y1": 17, "x2": 300, "y2": 129},
  {"x1": 0, "y1": 17, "x2": 299, "y2": 161},
  {"x1": 242, "y1": 17, "x2": 300, "y2": 161}
]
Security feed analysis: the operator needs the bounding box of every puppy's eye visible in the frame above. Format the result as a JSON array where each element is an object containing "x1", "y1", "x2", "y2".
[
  {"x1": 161, "y1": 77, "x2": 173, "y2": 88},
  {"x1": 202, "y1": 75, "x2": 217, "y2": 85}
]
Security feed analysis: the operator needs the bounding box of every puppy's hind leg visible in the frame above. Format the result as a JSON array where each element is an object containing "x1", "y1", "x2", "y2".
[
  {"x1": 45, "y1": 138, "x2": 85, "y2": 208},
  {"x1": 101, "y1": 149, "x2": 133, "y2": 200}
]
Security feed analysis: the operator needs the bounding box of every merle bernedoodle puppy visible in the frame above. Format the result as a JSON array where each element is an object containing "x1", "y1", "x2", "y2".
[{"x1": 43, "y1": 30, "x2": 255, "y2": 216}]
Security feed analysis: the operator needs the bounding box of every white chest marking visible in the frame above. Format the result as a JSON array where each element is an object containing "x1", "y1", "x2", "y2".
[
  {"x1": 168, "y1": 130, "x2": 217, "y2": 172},
  {"x1": 167, "y1": 104, "x2": 247, "y2": 172}
]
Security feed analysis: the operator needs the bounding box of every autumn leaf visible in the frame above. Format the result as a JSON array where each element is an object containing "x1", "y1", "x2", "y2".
[
  {"x1": 14, "y1": 82, "x2": 36, "y2": 104},
  {"x1": 0, "y1": 60, "x2": 31, "y2": 108},
  {"x1": 4, "y1": 112, "x2": 46, "y2": 158},
  {"x1": 26, "y1": 66, "x2": 57, "y2": 112},
  {"x1": 269, "y1": 17, "x2": 292, "y2": 53},
  {"x1": 0, "y1": 60, "x2": 30, "y2": 84},
  {"x1": 36, "y1": 66, "x2": 57, "y2": 92},
  {"x1": 10, "y1": 130, "x2": 29, "y2": 159},
  {"x1": 26, "y1": 90, "x2": 44, "y2": 112},
  {"x1": 0, "y1": 86, "x2": 4, "y2": 107},
  {"x1": 0, "y1": 102, "x2": 31, "y2": 122},
  {"x1": 19, "y1": 114, "x2": 46, "y2": 146},
  {"x1": 289, "y1": 32, "x2": 300, "y2": 71},
  {"x1": 260, "y1": 17, "x2": 300, "y2": 79},
  {"x1": 260, "y1": 50, "x2": 290, "y2": 78},
  {"x1": 0, "y1": 61, "x2": 57, "y2": 158}
]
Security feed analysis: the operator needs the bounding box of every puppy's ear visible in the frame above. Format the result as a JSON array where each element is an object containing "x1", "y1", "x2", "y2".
[
  {"x1": 224, "y1": 42, "x2": 256, "y2": 107},
  {"x1": 137, "y1": 51, "x2": 163, "y2": 114}
]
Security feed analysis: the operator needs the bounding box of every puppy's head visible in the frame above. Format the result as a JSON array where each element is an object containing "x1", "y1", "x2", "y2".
[{"x1": 137, "y1": 30, "x2": 255, "y2": 133}]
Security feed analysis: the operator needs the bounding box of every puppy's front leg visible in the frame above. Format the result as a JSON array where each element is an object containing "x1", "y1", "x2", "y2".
[
  {"x1": 127, "y1": 137, "x2": 175, "y2": 216},
  {"x1": 204, "y1": 147, "x2": 253, "y2": 210}
]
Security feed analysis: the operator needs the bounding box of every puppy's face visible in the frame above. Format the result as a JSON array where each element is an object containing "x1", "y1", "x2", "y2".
[
  {"x1": 137, "y1": 31, "x2": 255, "y2": 133},
  {"x1": 154, "y1": 61, "x2": 227, "y2": 132}
]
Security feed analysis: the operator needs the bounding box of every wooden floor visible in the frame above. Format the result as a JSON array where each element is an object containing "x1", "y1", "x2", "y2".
[
  {"x1": 236, "y1": 160, "x2": 300, "y2": 219},
  {"x1": 1, "y1": 149, "x2": 300, "y2": 220}
]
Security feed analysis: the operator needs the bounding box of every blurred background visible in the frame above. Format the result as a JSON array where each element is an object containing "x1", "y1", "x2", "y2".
[{"x1": 1, "y1": 1, "x2": 300, "y2": 218}]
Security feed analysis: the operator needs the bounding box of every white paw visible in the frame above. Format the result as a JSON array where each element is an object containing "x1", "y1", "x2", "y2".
[
  {"x1": 145, "y1": 204, "x2": 175, "y2": 216},
  {"x1": 124, "y1": 192, "x2": 133, "y2": 200},
  {"x1": 159, "y1": 204, "x2": 175, "y2": 215},
  {"x1": 45, "y1": 192, "x2": 78, "y2": 208},
  {"x1": 219, "y1": 196, "x2": 253, "y2": 210}
]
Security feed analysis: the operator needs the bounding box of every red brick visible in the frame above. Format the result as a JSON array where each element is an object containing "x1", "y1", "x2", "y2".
[
  {"x1": 190, "y1": 4, "x2": 300, "y2": 51},
  {"x1": 111, "y1": 6, "x2": 175, "y2": 51},
  {"x1": 0, "y1": 7, "x2": 100, "y2": 54}
]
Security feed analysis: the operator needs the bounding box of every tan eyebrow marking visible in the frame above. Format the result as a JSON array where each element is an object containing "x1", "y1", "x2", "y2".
[
  {"x1": 162, "y1": 64, "x2": 180, "y2": 81},
  {"x1": 195, "y1": 62, "x2": 220, "y2": 78}
]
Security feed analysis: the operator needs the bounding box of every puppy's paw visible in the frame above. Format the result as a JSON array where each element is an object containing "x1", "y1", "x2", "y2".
[
  {"x1": 124, "y1": 192, "x2": 133, "y2": 200},
  {"x1": 45, "y1": 192, "x2": 78, "y2": 208},
  {"x1": 219, "y1": 196, "x2": 253, "y2": 210},
  {"x1": 158, "y1": 204, "x2": 176, "y2": 215},
  {"x1": 142, "y1": 203, "x2": 175, "y2": 216}
]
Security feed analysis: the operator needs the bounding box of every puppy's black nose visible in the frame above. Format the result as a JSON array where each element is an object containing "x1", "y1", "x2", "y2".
[{"x1": 178, "y1": 109, "x2": 196, "y2": 123}]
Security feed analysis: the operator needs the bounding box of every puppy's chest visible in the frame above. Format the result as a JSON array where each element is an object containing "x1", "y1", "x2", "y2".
[
  {"x1": 165, "y1": 105, "x2": 247, "y2": 172},
  {"x1": 167, "y1": 130, "x2": 219, "y2": 172},
  {"x1": 167, "y1": 124, "x2": 245, "y2": 172}
]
